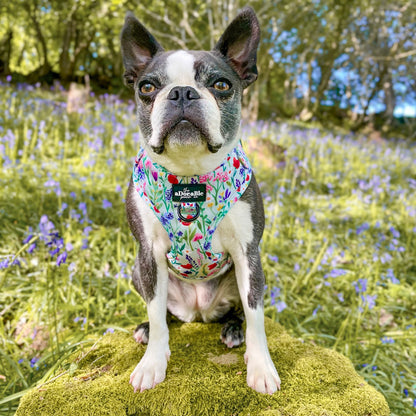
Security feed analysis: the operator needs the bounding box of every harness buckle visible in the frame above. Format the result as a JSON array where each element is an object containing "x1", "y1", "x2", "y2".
[{"x1": 177, "y1": 203, "x2": 200, "y2": 222}]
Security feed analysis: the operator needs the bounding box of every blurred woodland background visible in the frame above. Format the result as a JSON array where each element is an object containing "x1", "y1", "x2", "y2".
[{"x1": 0, "y1": 0, "x2": 415, "y2": 137}]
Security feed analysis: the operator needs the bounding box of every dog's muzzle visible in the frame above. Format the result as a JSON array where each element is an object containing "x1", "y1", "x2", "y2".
[{"x1": 150, "y1": 86, "x2": 222, "y2": 154}]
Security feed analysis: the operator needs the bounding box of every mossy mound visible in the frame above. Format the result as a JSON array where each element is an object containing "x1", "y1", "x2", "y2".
[{"x1": 16, "y1": 318, "x2": 389, "y2": 416}]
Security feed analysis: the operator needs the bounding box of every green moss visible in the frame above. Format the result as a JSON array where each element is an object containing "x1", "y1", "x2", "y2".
[{"x1": 16, "y1": 319, "x2": 389, "y2": 416}]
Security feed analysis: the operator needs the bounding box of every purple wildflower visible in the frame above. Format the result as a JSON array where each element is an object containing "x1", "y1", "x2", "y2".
[
  {"x1": 324, "y1": 268, "x2": 348, "y2": 278},
  {"x1": 356, "y1": 223, "x2": 369, "y2": 235},
  {"x1": 268, "y1": 254, "x2": 278, "y2": 263},
  {"x1": 30, "y1": 357, "x2": 39, "y2": 368},
  {"x1": 102, "y1": 199, "x2": 112, "y2": 209},
  {"x1": 276, "y1": 301, "x2": 287, "y2": 312},
  {"x1": 0, "y1": 258, "x2": 10, "y2": 269},
  {"x1": 361, "y1": 294, "x2": 377, "y2": 310},
  {"x1": 56, "y1": 251, "x2": 67, "y2": 266},
  {"x1": 353, "y1": 278, "x2": 368, "y2": 294}
]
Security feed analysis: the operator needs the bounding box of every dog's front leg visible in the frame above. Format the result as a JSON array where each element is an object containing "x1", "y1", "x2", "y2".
[
  {"x1": 129, "y1": 247, "x2": 170, "y2": 392},
  {"x1": 232, "y1": 243, "x2": 281, "y2": 394}
]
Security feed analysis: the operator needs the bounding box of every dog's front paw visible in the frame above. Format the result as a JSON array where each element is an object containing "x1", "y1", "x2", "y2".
[
  {"x1": 245, "y1": 351, "x2": 281, "y2": 394},
  {"x1": 130, "y1": 347, "x2": 171, "y2": 392}
]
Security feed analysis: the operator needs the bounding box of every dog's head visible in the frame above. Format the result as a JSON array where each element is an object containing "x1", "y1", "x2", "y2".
[{"x1": 121, "y1": 7, "x2": 260, "y2": 171}]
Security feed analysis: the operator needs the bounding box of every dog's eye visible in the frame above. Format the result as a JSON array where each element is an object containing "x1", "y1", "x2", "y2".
[
  {"x1": 213, "y1": 80, "x2": 231, "y2": 91},
  {"x1": 140, "y1": 83, "x2": 156, "y2": 94}
]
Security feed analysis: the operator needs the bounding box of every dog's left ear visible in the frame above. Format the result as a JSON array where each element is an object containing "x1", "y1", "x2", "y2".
[
  {"x1": 121, "y1": 12, "x2": 164, "y2": 88},
  {"x1": 214, "y1": 7, "x2": 260, "y2": 88}
]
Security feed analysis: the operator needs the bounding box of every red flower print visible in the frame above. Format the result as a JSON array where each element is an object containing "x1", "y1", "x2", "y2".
[
  {"x1": 193, "y1": 233, "x2": 203, "y2": 242},
  {"x1": 181, "y1": 264, "x2": 193, "y2": 269},
  {"x1": 233, "y1": 158, "x2": 240, "y2": 169},
  {"x1": 168, "y1": 174, "x2": 179, "y2": 184}
]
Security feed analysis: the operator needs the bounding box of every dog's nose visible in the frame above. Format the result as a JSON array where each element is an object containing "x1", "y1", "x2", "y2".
[{"x1": 167, "y1": 86, "x2": 200, "y2": 107}]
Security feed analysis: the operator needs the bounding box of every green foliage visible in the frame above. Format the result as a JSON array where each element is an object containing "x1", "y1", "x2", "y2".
[{"x1": 0, "y1": 85, "x2": 415, "y2": 415}]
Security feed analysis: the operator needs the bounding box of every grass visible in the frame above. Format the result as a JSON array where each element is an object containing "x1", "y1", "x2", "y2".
[{"x1": 0, "y1": 81, "x2": 415, "y2": 415}]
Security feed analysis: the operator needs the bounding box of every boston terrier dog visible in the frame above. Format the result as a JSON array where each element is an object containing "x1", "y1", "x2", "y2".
[{"x1": 121, "y1": 6, "x2": 281, "y2": 394}]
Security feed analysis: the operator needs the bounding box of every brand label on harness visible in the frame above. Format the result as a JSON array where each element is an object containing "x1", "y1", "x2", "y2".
[{"x1": 172, "y1": 184, "x2": 206, "y2": 202}]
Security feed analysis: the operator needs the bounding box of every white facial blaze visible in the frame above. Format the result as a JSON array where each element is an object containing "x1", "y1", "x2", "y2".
[
  {"x1": 148, "y1": 50, "x2": 228, "y2": 174},
  {"x1": 166, "y1": 51, "x2": 197, "y2": 86}
]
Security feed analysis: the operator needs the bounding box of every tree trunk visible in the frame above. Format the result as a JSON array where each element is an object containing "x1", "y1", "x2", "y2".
[
  {"x1": 59, "y1": 19, "x2": 75, "y2": 82},
  {"x1": 383, "y1": 71, "x2": 396, "y2": 124},
  {"x1": 27, "y1": 2, "x2": 50, "y2": 74}
]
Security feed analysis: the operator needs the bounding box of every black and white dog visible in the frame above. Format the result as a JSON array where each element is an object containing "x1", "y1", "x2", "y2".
[{"x1": 121, "y1": 7, "x2": 280, "y2": 394}]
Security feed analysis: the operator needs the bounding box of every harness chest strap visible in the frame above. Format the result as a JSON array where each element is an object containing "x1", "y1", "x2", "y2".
[{"x1": 132, "y1": 142, "x2": 253, "y2": 280}]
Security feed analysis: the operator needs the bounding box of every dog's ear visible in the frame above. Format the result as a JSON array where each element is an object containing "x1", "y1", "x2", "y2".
[
  {"x1": 213, "y1": 7, "x2": 260, "y2": 88},
  {"x1": 121, "y1": 12, "x2": 164, "y2": 88}
]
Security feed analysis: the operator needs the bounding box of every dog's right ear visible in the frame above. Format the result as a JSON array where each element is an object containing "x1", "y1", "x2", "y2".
[{"x1": 121, "y1": 12, "x2": 164, "y2": 88}]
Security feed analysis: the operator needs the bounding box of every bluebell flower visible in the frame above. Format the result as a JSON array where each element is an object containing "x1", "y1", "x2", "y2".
[
  {"x1": 23, "y1": 234, "x2": 34, "y2": 244},
  {"x1": 361, "y1": 294, "x2": 377, "y2": 310},
  {"x1": 102, "y1": 199, "x2": 112, "y2": 209},
  {"x1": 310, "y1": 214, "x2": 318, "y2": 224},
  {"x1": 276, "y1": 301, "x2": 287, "y2": 312},
  {"x1": 30, "y1": 357, "x2": 39, "y2": 368},
  {"x1": 356, "y1": 223, "x2": 369, "y2": 235},
  {"x1": 313, "y1": 305, "x2": 321, "y2": 316},
  {"x1": 28, "y1": 243, "x2": 37, "y2": 253},
  {"x1": 0, "y1": 258, "x2": 9, "y2": 269},
  {"x1": 353, "y1": 278, "x2": 368, "y2": 294},
  {"x1": 56, "y1": 251, "x2": 67, "y2": 266},
  {"x1": 325, "y1": 268, "x2": 348, "y2": 278},
  {"x1": 268, "y1": 254, "x2": 278, "y2": 263},
  {"x1": 389, "y1": 226, "x2": 400, "y2": 238}
]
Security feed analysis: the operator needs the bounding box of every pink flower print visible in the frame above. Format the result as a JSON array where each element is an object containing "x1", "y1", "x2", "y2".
[
  {"x1": 207, "y1": 184, "x2": 213, "y2": 192},
  {"x1": 193, "y1": 233, "x2": 203, "y2": 242},
  {"x1": 199, "y1": 172, "x2": 214, "y2": 183},
  {"x1": 221, "y1": 172, "x2": 229, "y2": 182},
  {"x1": 196, "y1": 248, "x2": 204, "y2": 266},
  {"x1": 145, "y1": 159, "x2": 152, "y2": 169}
]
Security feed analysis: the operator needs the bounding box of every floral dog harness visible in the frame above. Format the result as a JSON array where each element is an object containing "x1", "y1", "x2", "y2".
[{"x1": 132, "y1": 143, "x2": 252, "y2": 280}]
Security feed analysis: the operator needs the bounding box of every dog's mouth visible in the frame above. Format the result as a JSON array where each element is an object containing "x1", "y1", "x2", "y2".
[{"x1": 151, "y1": 115, "x2": 222, "y2": 155}]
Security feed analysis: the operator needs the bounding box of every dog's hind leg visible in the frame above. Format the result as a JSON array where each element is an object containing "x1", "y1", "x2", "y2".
[
  {"x1": 133, "y1": 322, "x2": 149, "y2": 344},
  {"x1": 219, "y1": 309, "x2": 244, "y2": 348},
  {"x1": 133, "y1": 313, "x2": 174, "y2": 345}
]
